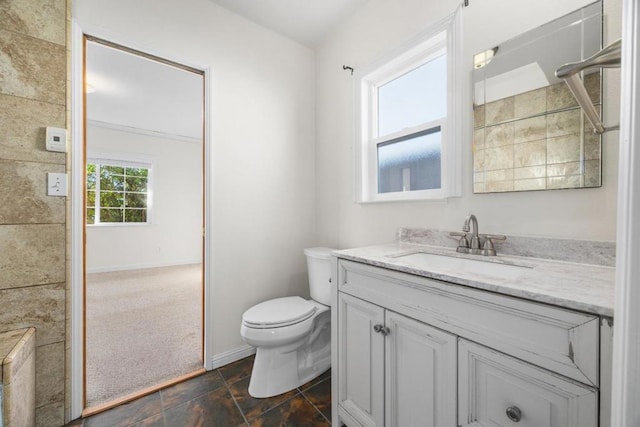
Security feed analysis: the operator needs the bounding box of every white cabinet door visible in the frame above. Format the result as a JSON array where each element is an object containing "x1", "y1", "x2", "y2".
[
  {"x1": 459, "y1": 339, "x2": 597, "y2": 427},
  {"x1": 338, "y1": 293, "x2": 385, "y2": 427},
  {"x1": 385, "y1": 311, "x2": 457, "y2": 427}
]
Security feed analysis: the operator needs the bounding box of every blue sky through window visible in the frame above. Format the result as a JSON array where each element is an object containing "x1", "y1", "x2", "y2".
[{"x1": 377, "y1": 54, "x2": 447, "y2": 137}]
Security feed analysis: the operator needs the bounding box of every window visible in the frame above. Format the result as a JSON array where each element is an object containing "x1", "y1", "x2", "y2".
[
  {"x1": 355, "y1": 11, "x2": 462, "y2": 202},
  {"x1": 87, "y1": 160, "x2": 152, "y2": 225}
]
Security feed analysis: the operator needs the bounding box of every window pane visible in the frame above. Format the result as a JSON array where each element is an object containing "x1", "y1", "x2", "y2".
[
  {"x1": 125, "y1": 193, "x2": 146, "y2": 208},
  {"x1": 102, "y1": 165, "x2": 124, "y2": 175},
  {"x1": 87, "y1": 208, "x2": 95, "y2": 225},
  {"x1": 125, "y1": 176, "x2": 147, "y2": 193},
  {"x1": 100, "y1": 191, "x2": 124, "y2": 208},
  {"x1": 377, "y1": 128, "x2": 441, "y2": 193},
  {"x1": 87, "y1": 174, "x2": 96, "y2": 190},
  {"x1": 125, "y1": 209, "x2": 147, "y2": 223},
  {"x1": 100, "y1": 169, "x2": 125, "y2": 191},
  {"x1": 378, "y1": 54, "x2": 447, "y2": 137},
  {"x1": 127, "y1": 167, "x2": 148, "y2": 177},
  {"x1": 87, "y1": 164, "x2": 96, "y2": 190},
  {"x1": 87, "y1": 162, "x2": 151, "y2": 224},
  {"x1": 101, "y1": 208, "x2": 124, "y2": 223}
]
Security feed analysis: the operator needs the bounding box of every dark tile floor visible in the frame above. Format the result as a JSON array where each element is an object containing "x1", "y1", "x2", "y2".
[{"x1": 65, "y1": 355, "x2": 331, "y2": 427}]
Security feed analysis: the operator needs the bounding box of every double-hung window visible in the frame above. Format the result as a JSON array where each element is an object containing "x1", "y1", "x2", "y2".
[
  {"x1": 86, "y1": 159, "x2": 152, "y2": 225},
  {"x1": 356, "y1": 11, "x2": 462, "y2": 202}
]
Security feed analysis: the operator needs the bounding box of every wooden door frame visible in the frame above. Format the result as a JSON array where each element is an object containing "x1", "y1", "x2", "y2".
[{"x1": 70, "y1": 19, "x2": 214, "y2": 420}]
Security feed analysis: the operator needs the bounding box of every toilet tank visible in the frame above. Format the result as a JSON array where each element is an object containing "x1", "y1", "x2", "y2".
[{"x1": 304, "y1": 247, "x2": 335, "y2": 306}]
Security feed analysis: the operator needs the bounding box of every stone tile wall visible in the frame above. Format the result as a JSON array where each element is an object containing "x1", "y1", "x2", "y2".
[
  {"x1": 1, "y1": 327, "x2": 36, "y2": 427},
  {"x1": 0, "y1": 0, "x2": 68, "y2": 425},
  {"x1": 473, "y1": 73, "x2": 602, "y2": 193}
]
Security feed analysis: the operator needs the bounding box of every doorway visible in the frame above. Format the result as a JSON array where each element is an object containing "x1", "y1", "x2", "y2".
[{"x1": 83, "y1": 37, "x2": 205, "y2": 411}]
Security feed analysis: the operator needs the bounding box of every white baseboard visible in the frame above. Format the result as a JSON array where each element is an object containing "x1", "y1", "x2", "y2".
[
  {"x1": 210, "y1": 345, "x2": 256, "y2": 370},
  {"x1": 86, "y1": 259, "x2": 201, "y2": 274}
]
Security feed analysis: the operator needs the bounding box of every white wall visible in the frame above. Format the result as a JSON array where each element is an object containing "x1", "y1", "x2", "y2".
[
  {"x1": 75, "y1": 0, "x2": 317, "y2": 355},
  {"x1": 316, "y1": 0, "x2": 621, "y2": 249},
  {"x1": 85, "y1": 125, "x2": 203, "y2": 272},
  {"x1": 75, "y1": 0, "x2": 621, "y2": 359}
]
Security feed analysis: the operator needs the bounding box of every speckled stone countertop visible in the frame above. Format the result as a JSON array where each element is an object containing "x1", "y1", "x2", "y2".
[{"x1": 333, "y1": 242, "x2": 615, "y2": 317}]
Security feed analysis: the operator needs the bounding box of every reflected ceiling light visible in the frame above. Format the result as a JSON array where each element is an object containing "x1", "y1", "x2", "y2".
[
  {"x1": 473, "y1": 47, "x2": 498, "y2": 69},
  {"x1": 85, "y1": 73, "x2": 119, "y2": 94}
]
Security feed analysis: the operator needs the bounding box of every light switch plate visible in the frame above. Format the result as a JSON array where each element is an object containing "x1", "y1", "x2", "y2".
[{"x1": 47, "y1": 172, "x2": 68, "y2": 196}]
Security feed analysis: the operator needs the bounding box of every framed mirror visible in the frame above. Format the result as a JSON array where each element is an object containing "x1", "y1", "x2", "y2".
[{"x1": 472, "y1": 1, "x2": 602, "y2": 193}]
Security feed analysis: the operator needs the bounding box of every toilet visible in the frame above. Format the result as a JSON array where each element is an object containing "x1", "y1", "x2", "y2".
[{"x1": 240, "y1": 247, "x2": 334, "y2": 398}]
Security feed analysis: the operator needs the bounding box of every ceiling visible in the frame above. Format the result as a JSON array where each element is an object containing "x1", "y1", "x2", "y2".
[
  {"x1": 85, "y1": 41, "x2": 204, "y2": 141},
  {"x1": 208, "y1": 0, "x2": 369, "y2": 46},
  {"x1": 85, "y1": 2, "x2": 368, "y2": 139}
]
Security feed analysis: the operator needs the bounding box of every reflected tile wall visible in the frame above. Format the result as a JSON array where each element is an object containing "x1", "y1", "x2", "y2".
[
  {"x1": 474, "y1": 74, "x2": 601, "y2": 193},
  {"x1": 514, "y1": 116, "x2": 546, "y2": 143},
  {"x1": 514, "y1": 140, "x2": 546, "y2": 168},
  {"x1": 485, "y1": 123, "x2": 514, "y2": 148},
  {"x1": 514, "y1": 87, "x2": 546, "y2": 119},
  {"x1": 485, "y1": 96, "x2": 514, "y2": 124},
  {"x1": 0, "y1": 0, "x2": 67, "y2": 425}
]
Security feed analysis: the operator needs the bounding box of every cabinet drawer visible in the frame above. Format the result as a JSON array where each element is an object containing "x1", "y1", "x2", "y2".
[
  {"x1": 338, "y1": 259, "x2": 599, "y2": 386},
  {"x1": 458, "y1": 339, "x2": 597, "y2": 427}
]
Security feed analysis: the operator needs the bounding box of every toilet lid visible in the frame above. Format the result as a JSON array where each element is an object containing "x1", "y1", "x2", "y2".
[{"x1": 242, "y1": 296, "x2": 316, "y2": 329}]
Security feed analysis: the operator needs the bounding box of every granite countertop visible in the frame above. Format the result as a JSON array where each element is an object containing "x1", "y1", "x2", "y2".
[{"x1": 333, "y1": 242, "x2": 615, "y2": 317}]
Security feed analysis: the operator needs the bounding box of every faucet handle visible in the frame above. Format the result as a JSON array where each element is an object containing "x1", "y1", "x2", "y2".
[
  {"x1": 450, "y1": 231, "x2": 470, "y2": 252},
  {"x1": 481, "y1": 234, "x2": 506, "y2": 256}
]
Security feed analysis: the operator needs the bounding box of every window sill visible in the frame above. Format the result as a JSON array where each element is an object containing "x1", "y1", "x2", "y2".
[
  {"x1": 87, "y1": 222, "x2": 152, "y2": 227},
  {"x1": 357, "y1": 192, "x2": 460, "y2": 204}
]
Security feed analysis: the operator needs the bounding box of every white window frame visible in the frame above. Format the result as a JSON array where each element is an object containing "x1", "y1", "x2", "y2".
[
  {"x1": 355, "y1": 10, "x2": 462, "y2": 203},
  {"x1": 86, "y1": 154, "x2": 153, "y2": 226}
]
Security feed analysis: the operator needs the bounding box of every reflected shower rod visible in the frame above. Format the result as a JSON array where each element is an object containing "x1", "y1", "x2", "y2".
[{"x1": 555, "y1": 39, "x2": 621, "y2": 134}]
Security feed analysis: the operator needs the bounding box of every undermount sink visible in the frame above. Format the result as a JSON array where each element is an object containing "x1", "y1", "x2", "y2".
[{"x1": 389, "y1": 251, "x2": 532, "y2": 280}]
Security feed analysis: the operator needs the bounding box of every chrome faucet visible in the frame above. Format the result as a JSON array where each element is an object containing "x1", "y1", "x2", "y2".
[
  {"x1": 450, "y1": 214, "x2": 506, "y2": 256},
  {"x1": 462, "y1": 214, "x2": 481, "y2": 250}
]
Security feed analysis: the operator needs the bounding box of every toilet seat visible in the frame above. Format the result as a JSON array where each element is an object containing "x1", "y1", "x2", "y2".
[{"x1": 242, "y1": 296, "x2": 316, "y2": 329}]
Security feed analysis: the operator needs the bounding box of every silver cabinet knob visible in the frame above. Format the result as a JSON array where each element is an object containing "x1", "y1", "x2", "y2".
[
  {"x1": 506, "y1": 406, "x2": 522, "y2": 422},
  {"x1": 373, "y1": 324, "x2": 390, "y2": 336}
]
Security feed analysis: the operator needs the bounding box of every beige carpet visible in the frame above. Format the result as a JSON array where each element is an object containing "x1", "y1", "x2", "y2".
[{"x1": 86, "y1": 264, "x2": 203, "y2": 407}]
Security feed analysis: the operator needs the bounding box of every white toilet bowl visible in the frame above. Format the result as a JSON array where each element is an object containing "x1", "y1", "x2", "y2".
[
  {"x1": 240, "y1": 296, "x2": 331, "y2": 398},
  {"x1": 240, "y1": 247, "x2": 334, "y2": 398}
]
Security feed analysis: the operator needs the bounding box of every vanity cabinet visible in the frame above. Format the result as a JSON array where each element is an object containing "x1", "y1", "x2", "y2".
[
  {"x1": 333, "y1": 259, "x2": 608, "y2": 427},
  {"x1": 337, "y1": 293, "x2": 456, "y2": 427}
]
